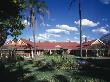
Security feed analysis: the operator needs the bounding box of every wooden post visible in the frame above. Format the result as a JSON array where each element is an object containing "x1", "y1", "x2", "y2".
[
  {"x1": 86, "y1": 49, "x2": 88, "y2": 57},
  {"x1": 49, "y1": 50, "x2": 52, "y2": 55},
  {"x1": 96, "y1": 49, "x2": 99, "y2": 57},
  {"x1": 31, "y1": 49, "x2": 34, "y2": 58}
]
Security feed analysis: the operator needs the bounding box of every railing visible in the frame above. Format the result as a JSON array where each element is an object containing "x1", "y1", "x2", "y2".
[{"x1": 16, "y1": 53, "x2": 31, "y2": 58}]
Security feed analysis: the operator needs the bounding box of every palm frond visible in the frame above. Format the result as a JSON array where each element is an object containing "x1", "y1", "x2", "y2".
[
  {"x1": 35, "y1": 16, "x2": 38, "y2": 28},
  {"x1": 67, "y1": 0, "x2": 76, "y2": 9},
  {"x1": 40, "y1": 14, "x2": 44, "y2": 26},
  {"x1": 31, "y1": 14, "x2": 35, "y2": 28},
  {"x1": 45, "y1": 9, "x2": 50, "y2": 19}
]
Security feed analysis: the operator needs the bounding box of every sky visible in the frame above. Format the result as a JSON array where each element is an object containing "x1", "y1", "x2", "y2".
[{"x1": 7, "y1": 0, "x2": 110, "y2": 43}]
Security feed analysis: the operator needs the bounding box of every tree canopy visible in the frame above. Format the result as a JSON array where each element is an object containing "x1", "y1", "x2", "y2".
[
  {"x1": 0, "y1": 0, "x2": 25, "y2": 46},
  {"x1": 100, "y1": 33, "x2": 110, "y2": 45},
  {"x1": 0, "y1": 0, "x2": 48, "y2": 47}
]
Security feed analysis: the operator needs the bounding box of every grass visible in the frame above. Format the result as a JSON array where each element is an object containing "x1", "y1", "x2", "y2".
[
  {"x1": 1, "y1": 55, "x2": 108, "y2": 82},
  {"x1": 21, "y1": 55, "x2": 108, "y2": 82}
]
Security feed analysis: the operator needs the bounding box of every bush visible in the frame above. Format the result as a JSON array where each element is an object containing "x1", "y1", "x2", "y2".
[
  {"x1": 55, "y1": 57, "x2": 78, "y2": 70},
  {"x1": 38, "y1": 59, "x2": 56, "y2": 71},
  {"x1": 16, "y1": 56, "x2": 24, "y2": 61},
  {"x1": 33, "y1": 59, "x2": 46, "y2": 67}
]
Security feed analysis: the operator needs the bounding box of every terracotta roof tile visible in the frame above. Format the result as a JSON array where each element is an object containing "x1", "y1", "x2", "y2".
[
  {"x1": 77, "y1": 40, "x2": 96, "y2": 49},
  {"x1": 3, "y1": 39, "x2": 79, "y2": 50}
]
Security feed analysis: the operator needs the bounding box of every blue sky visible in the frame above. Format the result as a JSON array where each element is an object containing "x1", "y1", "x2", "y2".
[{"x1": 7, "y1": 0, "x2": 110, "y2": 42}]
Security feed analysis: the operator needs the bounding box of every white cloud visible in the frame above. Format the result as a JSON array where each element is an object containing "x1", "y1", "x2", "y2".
[
  {"x1": 92, "y1": 27, "x2": 109, "y2": 34},
  {"x1": 49, "y1": 40, "x2": 56, "y2": 42},
  {"x1": 46, "y1": 24, "x2": 78, "y2": 35},
  {"x1": 46, "y1": 29, "x2": 70, "y2": 34},
  {"x1": 74, "y1": 19, "x2": 99, "y2": 27},
  {"x1": 65, "y1": 38, "x2": 80, "y2": 43},
  {"x1": 82, "y1": 35, "x2": 87, "y2": 38},
  {"x1": 37, "y1": 33, "x2": 61, "y2": 40},
  {"x1": 43, "y1": 23, "x2": 51, "y2": 27},
  {"x1": 100, "y1": 0, "x2": 110, "y2": 4},
  {"x1": 74, "y1": 36, "x2": 79, "y2": 40},
  {"x1": 22, "y1": 20, "x2": 30, "y2": 26},
  {"x1": 37, "y1": 36, "x2": 45, "y2": 40},
  {"x1": 56, "y1": 24, "x2": 78, "y2": 32}
]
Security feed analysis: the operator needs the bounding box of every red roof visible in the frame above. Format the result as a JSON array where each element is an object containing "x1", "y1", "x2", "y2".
[
  {"x1": 3, "y1": 39, "x2": 79, "y2": 50},
  {"x1": 77, "y1": 40, "x2": 95, "y2": 49},
  {"x1": 21, "y1": 38, "x2": 34, "y2": 47},
  {"x1": 36, "y1": 42, "x2": 79, "y2": 49}
]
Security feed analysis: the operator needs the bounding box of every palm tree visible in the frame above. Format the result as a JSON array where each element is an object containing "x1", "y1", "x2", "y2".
[
  {"x1": 23, "y1": 0, "x2": 49, "y2": 59},
  {"x1": 68, "y1": 0, "x2": 82, "y2": 57},
  {"x1": 78, "y1": 0, "x2": 82, "y2": 57}
]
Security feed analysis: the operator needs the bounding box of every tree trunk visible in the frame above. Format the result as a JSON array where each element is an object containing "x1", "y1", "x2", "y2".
[
  {"x1": 0, "y1": 28, "x2": 7, "y2": 47},
  {"x1": 78, "y1": 0, "x2": 82, "y2": 57},
  {"x1": 32, "y1": 26, "x2": 36, "y2": 60}
]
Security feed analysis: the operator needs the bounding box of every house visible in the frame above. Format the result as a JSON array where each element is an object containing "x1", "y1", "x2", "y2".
[
  {"x1": 0, "y1": 38, "x2": 108, "y2": 59},
  {"x1": 0, "y1": 39, "x2": 79, "y2": 58},
  {"x1": 75, "y1": 39, "x2": 106, "y2": 57},
  {"x1": 1, "y1": 39, "x2": 34, "y2": 59}
]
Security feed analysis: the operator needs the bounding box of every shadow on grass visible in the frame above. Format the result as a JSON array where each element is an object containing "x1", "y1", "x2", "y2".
[
  {"x1": 37, "y1": 61, "x2": 55, "y2": 72},
  {"x1": 52, "y1": 74, "x2": 69, "y2": 82},
  {"x1": 0, "y1": 64, "x2": 32, "y2": 82},
  {"x1": 72, "y1": 66, "x2": 110, "y2": 82}
]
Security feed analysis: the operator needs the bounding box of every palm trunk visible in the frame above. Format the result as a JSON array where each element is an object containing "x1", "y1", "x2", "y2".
[
  {"x1": 0, "y1": 28, "x2": 7, "y2": 47},
  {"x1": 32, "y1": 26, "x2": 36, "y2": 60},
  {"x1": 78, "y1": 0, "x2": 82, "y2": 57},
  {"x1": 31, "y1": 7, "x2": 36, "y2": 60}
]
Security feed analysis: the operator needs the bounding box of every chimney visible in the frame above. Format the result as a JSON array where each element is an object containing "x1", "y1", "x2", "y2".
[
  {"x1": 29, "y1": 38, "x2": 30, "y2": 41},
  {"x1": 85, "y1": 37, "x2": 87, "y2": 42}
]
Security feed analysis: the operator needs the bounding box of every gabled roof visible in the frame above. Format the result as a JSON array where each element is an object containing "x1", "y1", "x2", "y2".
[
  {"x1": 3, "y1": 39, "x2": 79, "y2": 50},
  {"x1": 7, "y1": 39, "x2": 28, "y2": 46},
  {"x1": 91, "y1": 39, "x2": 105, "y2": 45},
  {"x1": 21, "y1": 38, "x2": 34, "y2": 47},
  {"x1": 77, "y1": 39, "x2": 105, "y2": 49},
  {"x1": 36, "y1": 42, "x2": 79, "y2": 49},
  {"x1": 2, "y1": 39, "x2": 33, "y2": 49}
]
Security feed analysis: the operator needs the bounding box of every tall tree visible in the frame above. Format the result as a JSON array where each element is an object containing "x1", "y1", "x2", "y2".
[
  {"x1": 23, "y1": 0, "x2": 49, "y2": 59},
  {"x1": 100, "y1": 33, "x2": 110, "y2": 45},
  {"x1": 68, "y1": 0, "x2": 83, "y2": 57},
  {"x1": 0, "y1": 0, "x2": 25, "y2": 47}
]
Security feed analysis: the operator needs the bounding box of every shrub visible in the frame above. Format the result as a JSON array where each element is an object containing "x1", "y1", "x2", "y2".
[
  {"x1": 37, "y1": 59, "x2": 56, "y2": 71},
  {"x1": 16, "y1": 56, "x2": 24, "y2": 61},
  {"x1": 33, "y1": 59, "x2": 46, "y2": 67},
  {"x1": 55, "y1": 57, "x2": 78, "y2": 70}
]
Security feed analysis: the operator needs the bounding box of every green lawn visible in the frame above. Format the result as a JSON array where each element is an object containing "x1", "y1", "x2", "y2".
[
  {"x1": 1, "y1": 55, "x2": 109, "y2": 82},
  {"x1": 21, "y1": 55, "x2": 107, "y2": 82}
]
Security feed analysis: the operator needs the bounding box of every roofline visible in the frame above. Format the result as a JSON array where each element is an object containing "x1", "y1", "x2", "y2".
[{"x1": 91, "y1": 39, "x2": 105, "y2": 46}]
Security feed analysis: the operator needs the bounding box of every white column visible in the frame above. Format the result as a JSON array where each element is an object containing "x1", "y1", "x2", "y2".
[
  {"x1": 86, "y1": 49, "x2": 87, "y2": 57},
  {"x1": 31, "y1": 50, "x2": 34, "y2": 58},
  {"x1": 96, "y1": 49, "x2": 99, "y2": 57},
  {"x1": 38, "y1": 51, "x2": 41, "y2": 56},
  {"x1": 49, "y1": 50, "x2": 52, "y2": 55}
]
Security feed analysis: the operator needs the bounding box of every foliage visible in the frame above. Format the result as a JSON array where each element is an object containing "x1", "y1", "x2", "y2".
[
  {"x1": 0, "y1": 55, "x2": 108, "y2": 82},
  {"x1": 52, "y1": 74, "x2": 69, "y2": 82},
  {"x1": 23, "y1": 0, "x2": 49, "y2": 27},
  {"x1": 0, "y1": 0, "x2": 49, "y2": 47},
  {"x1": 22, "y1": 0, "x2": 49, "y2": 59},
  {"x1": 43, "y1": 51, "x2": 50, "y2": 55},
  {"x1": 33, "y1": 59, "x2": 46, "y2": 67},
  {"x1": 100, "y1": 33, "x2": 110, "y2": 45},
  {"x1": 16, "y1": 56, "x2": 24, "y2": 61},
  {"x1": 0, "y1": 0, "x2": 25, "y2": 46}
]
